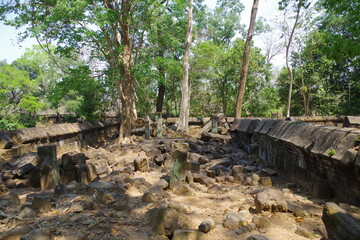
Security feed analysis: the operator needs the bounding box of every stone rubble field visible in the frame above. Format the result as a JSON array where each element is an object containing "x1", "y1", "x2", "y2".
[{"x1": 0, "y1": 128, "x2": 358, "y2": 240}]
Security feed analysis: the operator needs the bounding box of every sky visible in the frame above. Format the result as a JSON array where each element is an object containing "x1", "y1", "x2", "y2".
[{"x1": 0, "y1": 0, "x2": 284, "y2": 66}]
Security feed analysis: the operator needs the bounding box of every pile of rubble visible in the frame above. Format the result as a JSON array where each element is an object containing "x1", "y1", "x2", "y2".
[{"x1": 0, "y1": 127, "x2": 359, "y2": 240}]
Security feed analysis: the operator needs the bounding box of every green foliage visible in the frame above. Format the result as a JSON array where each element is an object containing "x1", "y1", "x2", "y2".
[
  {"x1": 328, "y1": 148, "x2": 336, "y2": 156},
  {"x1": 50, "y1": 66, "x2": 109, "y2": 121}
]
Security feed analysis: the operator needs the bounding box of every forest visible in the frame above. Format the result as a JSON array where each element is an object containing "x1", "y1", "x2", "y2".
[{"x1": 0, "y1": 0, "x2": 359, "y2": 136}]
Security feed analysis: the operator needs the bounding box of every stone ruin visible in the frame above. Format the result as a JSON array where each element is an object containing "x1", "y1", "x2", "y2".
[{"x1": 0, "y1": 116, "x2": 359, "y2": 240}]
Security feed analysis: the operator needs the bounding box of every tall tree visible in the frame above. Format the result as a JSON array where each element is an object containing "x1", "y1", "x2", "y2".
[
  {"x1": 178, "y1": 0, "x2": 193, "y2": 132},
  {"x1": 279, "y1": 0, "x2": 309, "y2": 117},
  {"x1": 0, "y1": 0, "x2": 159, "y2": 142},
  {"x1": 235, "y1": 0, "x2": 259, "y2": 119}
]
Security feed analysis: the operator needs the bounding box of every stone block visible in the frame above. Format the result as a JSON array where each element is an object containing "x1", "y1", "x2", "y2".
[
  {"x1": 37, "y1": 145, "x2": 60, "y2": 190},
  {"x1": 255, "y1": 188, "x2": 287, "y2": 213}
]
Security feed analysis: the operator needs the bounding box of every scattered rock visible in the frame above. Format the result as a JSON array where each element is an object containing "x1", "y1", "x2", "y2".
[
  {"x1": 193, "y1": 174, "x2": 215, "y2": 187},
  {"x1": 295, "y1": 227, "x2": 316, "y2": 239},
  {"x1": 207, "y1": 185, "x2": 224, "y2": 194},
  {"x1": 20, "y1": 228, "x2": 52, "y2": 240},
  {"x1": 198, "y1": 218, "x2": 216, "y2": 233},
  {"x1": 18, "y1": 207, "x2": 37, "y2": 219},
  {"x1": 246, "y1": 235, "x2": 274, "y2": 240},
  {"x1": 173, "y1": 184, "x2": 194, "y2": 196},
  {"x1": 32, "y1": 196, "x2": 52, "y2": 212},
  {"x1": 223, "y1": 212, "x2": 246, "y2": 230},
  {"x1": 134, "y1": 158, "x2": 150, "y2": 172},
  {"x1": 254, "y1": 188, "x2": 287, "y2": 213},
  {"x1": 236, "y1": 222, "x2": 256, "y2": 235},
  {"x1": 172, "y1": 229, "x2": 207, "y2": 240},
  {"x1": 149, "y1": 207, "x2": 179, "y2": 237},
  {"x1": 252, "y1": 215, "x2": 271, "y2": 228},
  {"x1": 231, "y1": 165, "x2": 244, "y2": 183},
  {"x1": 259, "y1": 177, "x2": 272, "y2": 186},
  {"x1": 322, "y1": 202, "x2": 360, "y2": 240}
]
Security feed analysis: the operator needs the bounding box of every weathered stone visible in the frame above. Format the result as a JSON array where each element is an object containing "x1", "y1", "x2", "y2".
[
  {"x1": 322, "y1": 202, "x2": 360, "y2": 240},
  {"x1": 168, "y1": 201, "x2": 189, "y2": 214},
  {"x1": 259, "y1": 177, "x2": 272, "y2": 187},
  {"x1": 75, "y1": 165, "x2": 88, "y2": 184},
  {"x1": 169, "y1": 143, "x2": 188, "y2": 189},
  {"x1": 188, "y1": 153, "x2": 201, "y2": 162},
  {"x1": 246, "y1": 235, "x2": 274, "y2": 240},
  {"x1": 18, "y1": 207, "x2": 37, "y2": 219},
  {"x1": 255, "y1": 188, "x2": 287, "y2": 213},
  {"x1": 295, "y1": 227, "x2": 316, "y2": 239},
  {"x1": 231, "y1": 165, "x2": 244, "y2": 183},
  {"x1": 223, "y1": 212, "x2": 246, "y2": 230},
  {"x1": 20, "y1": 228, "x2": 52, "y2": 240},
  {"x1": 0, "y1": 226, "x2": 32, "y2": 240},
  {"x1": 5, "y1": 179, "x2": 16, "y2": 188},
  {"x1": 193, "y1": 174, "x2": 215, "y2": 187},
  {"x1": 134, "y1": 158, "x2": 150, "y2": 172},
  {"x1": 200, "y1": 132, "x2": 231, "y2": 143},
  {"x1": 32, "y1": 196, "x2": 52, "y2": 212},
  {"x1": 173, "y1": 184, "x2": 193, "y2": 196},
  {"x1": 198, "y1": 218, "x2": 216, "y2": 233},
  {"x1": 149, "y1": 207, "x2": 179, "y2": 237},
  {"x1": 28, "y1": 167, "x2": 40, "y2": 188},
  {"x1": 185, "y1": 171, "x2": 193, "y2": 184},
  {"x1": 142, "y1": 185, "x2": 164, "y2": 203},
  {"x1": 286, "y1": 201, "x2": 311, "y2": 217},
  {"x1": 251, "y1": 173, "x2": 260, "y2": 182},
  {"x1": 85, "y1": 163, "x2": 97, "y2": 181},
  {"x1": 15, "y1": 163, "x2": 35, "y2": 178},
  {"x1": 252, "y1": 215, "x2": 271, "y2": 228},
  {"x1": 172, "y1": 229, "x2": 207, "y2": 240},
  {"x1": 186, "y1": 161, "x2": 200, "y2": 172},
  {"x1": 0, "y1": 192, "x2": 20, "y2": 208},
  {"x1": 198, "y1": 156, "x2": 209, "y2": 164},
  {"x1": 37, "y1": 145, "x2": 60, "y2": 190},
  {"x1": 236, "y1": 223, "x2": 256, "y2": 235},
  {"x1": 154, "y1": 154, "x2": 165, "y2": 166},
  {"x1": 225, "y1": 175, "x2": 235, "y2": 182},
  {"x1": 207, "y1": 185, "x2": 224, "y2": 194}
]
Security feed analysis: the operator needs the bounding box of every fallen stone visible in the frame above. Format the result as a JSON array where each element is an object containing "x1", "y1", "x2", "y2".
[
  {"x1": 295, "y1": 227, "x2": 316, "y2": 239},
  {"x1": 187, "y1": 161, "x2": 200, "y2": 172},
  {"x1": 134, "y1": 158, "x2": 150, "y2": 172},
  {"x1": 198, "y1": 218, "x2": 216, "y2": 233},
  {"x1": 15, "y1": 163, "x2": 35, "y2": 178},
  {"x1": 20, "y1": 228, "x2": 52, "y2": 240},
  {"x1": 231, "y1": 165, "x2": 244, "y2": 183},
  {"x1": 142, "y1": 185, "x2": 164, "y2": 203},
  {"x1": 251, "y1": 173, "x2": 260, "y2": 182},
  {"x1": 172, "y1": 229, "x2": 207, "y2": 240},
  {"x1": 17, "y1": 207, "x2": 37, "y2": 219},
  {"x1": 0, "y1": 192, "x2": 20, "y2": 207},
  {"x1": 322, "y1": 202, "x2": 360, "y2": 240},
  {"x1": 223, "y1": 212, "x2": 246, "y2": 230},
  {"x1": 32, "y1": 196, "x2": 52, "y2": 212},
  {"x1": 236, "y1": 222, "x2": 256, "y2": 235},
  {"x1": 246, "y1": 235, "x2": 274, "y2": 240},
  {"x1": 149, "y1": 207, "x2": 179, "y2": 237},
  {"x1": 173, "y1": 184, "x2": 194, "y2": 196},
  {"x1": 287, "y1": 201, "x2": 311, "y2": 217},
  {"x1": 168, "y1": 201, "x2": 189, "y2": 214},
  {"x1": 207, "y1": 185, "x2": 224, "y2": 194},
  {"x1": 185, "y1": 171, "x2": 193, "y2": 184},
  {"x1": 255, "y1": 188, "x2": 287, "y2": 213},
  {"x1": 0, "y1": 226, "x2": 32, "y2": 240},
  {"x1": 193, "y1": 174, "x2": 215, "y2": 187},
  {"x1": 259, "y1": 177, "x2": 272, "y2": 186},
  {"x1": 200, "y1": 132, "x2": 231, "y2": 143},
  {"x1": 252, "y1": 215, "x2": 271, "y2": 228}
]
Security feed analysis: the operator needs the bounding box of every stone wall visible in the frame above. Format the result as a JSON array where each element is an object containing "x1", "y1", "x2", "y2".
[
  {"x1": 0, "y1": 120, "x2": 120, "y2": 163},
  {"x1": 231, "y1": 119, "x2": 360, "y2": 205}
]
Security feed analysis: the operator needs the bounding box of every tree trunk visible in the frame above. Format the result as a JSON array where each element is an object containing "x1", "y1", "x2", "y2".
[
  {"x1": 178, "y1": 0, "x2": 193, "y2": 132},
  {"x1": 118, "y1": 0, "x2": 135, "y2": 143},
  {"x1": 156, "y1": 84, "x2": 166, "y2": 113},
  {"x1": 234, "y1": 0, "x2": 259, "y2": 119},
  {"x1": 285, "y1": 4, "x2": 301, "y2": 118}
]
